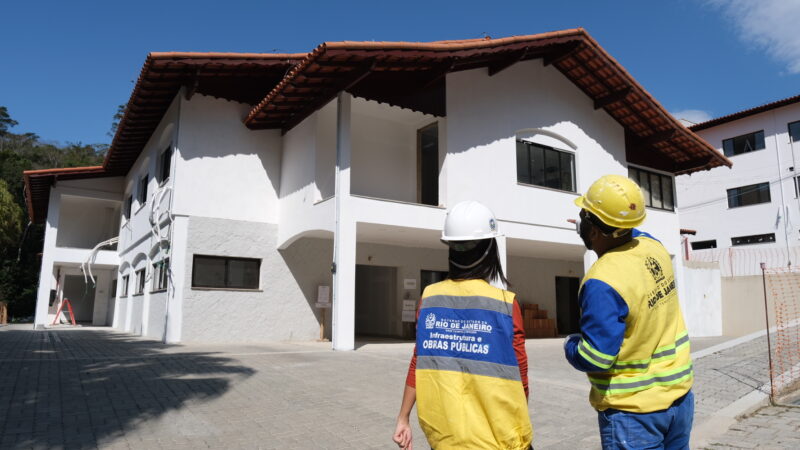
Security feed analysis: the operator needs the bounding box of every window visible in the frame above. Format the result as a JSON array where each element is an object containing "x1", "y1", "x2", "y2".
[
  {"x1": 691, "y1": 240, "x2": 717, "y2": 250},
  {"x1": 516, "y1": 140, "x2": 575, "y2": 192},
  {"x1": 731, "y1": 233, "x2": 776, "y2": 246},
  {"x1": 120, "y1": 275, "x2": 129, "y2": 297},
  {"x1": 134, "y1": 269, "x2": 146, "y2": 295},
  {"x1": 123, "y1": 196, "x2": 132, "y2": 220},
  {"x1": 157, "y1": 146, "x2": 173, "y2": 184},
  {"x1": 727, "y1": 182, "x2": 771, "y2": 208},
  {"x1": 722, "y1": 130, "x2": 765, "y2": 157},
  {"x1": 628, "y1": 167, "x2": 675, "y2": 211},
  {"x1": 417, "y1": 124, "x2": 438, "y2": 206},
  {"x1": 192, "y1": 255, "x2": 260, "y2": 289},
  {"x1": 137, "y1": 175, "x2": 148, "y2": 206},
  {"x1": 152, "y1": 258, "x2": 169, "y2": 292},
  {"x1": 790, "y1": 121, "x2": 800, "y2": 143}
]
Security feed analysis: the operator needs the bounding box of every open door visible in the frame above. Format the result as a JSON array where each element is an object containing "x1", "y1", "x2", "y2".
[
  {"x1": 555, "y1": 276, "x2": 580, "y2": 335},
  {"x1": 355, "y1": 265, "x2": 398, "y2": 337},
  {"x1": 417, "y1": 123, "x2": 439, "y2": 206}
]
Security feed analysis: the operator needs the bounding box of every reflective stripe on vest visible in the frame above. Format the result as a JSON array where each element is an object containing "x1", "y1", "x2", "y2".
[
  {"x1": 417, "y1": 355, "x2": 521, "y2": 381},
  {"x1": 607, "y1": 331, "x2": 691, "y2": 373},
  {"x1": 589, "y1": 362, "x2": 694, "y2": 395}
]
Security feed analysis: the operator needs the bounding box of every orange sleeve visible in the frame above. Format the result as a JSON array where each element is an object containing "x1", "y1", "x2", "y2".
[
  {"x1": 405, "y1": 298, "x2": 423, "y2": 388},
  {"x1": 512, "y1": 298, "x2": 529, "y2": 398}
]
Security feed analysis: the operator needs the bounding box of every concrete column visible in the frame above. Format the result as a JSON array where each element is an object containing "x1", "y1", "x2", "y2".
[
  {"x1": 583, "y1": 250, "x2": 598, "y2": 274},
  {"x1": 491, "y1": 235, "x2": 508, "y2": 290},
  {"x1": 34, "y1": 189, "x2": 61, "y2": 329},
  {"x1": 332, "y1": 92, "x2": 356, "y2": 351},
  {"x1": 164, "y1": 215, "x2": 188, "y2": 343}
]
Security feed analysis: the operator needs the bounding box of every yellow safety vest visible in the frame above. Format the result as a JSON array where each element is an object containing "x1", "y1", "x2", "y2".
[
  {"x1": 416, "y1": 279, "x2": 532, "y2": 450},
  {"x1": 581, "y1": 235, "x2": 693, "y2": 413}
]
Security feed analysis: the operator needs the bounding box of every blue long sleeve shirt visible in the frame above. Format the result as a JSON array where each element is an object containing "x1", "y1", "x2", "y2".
[{"x1": 564, "y1": 229, "x2": 659, "y2": 372}]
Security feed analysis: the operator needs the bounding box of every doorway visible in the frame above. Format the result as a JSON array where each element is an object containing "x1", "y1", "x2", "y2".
[
  {"x1": 420, "y1": 270, "x2": 448, "y2": 295},
  {"x1": 417, "y1": 123, "x2": 439, "y2": 206},
  {"x1": 555, "y1": 276, "x2": 580, "y2": 335},
  {"x1": 355, "y1": 265, "x2": 398, "y2": 337},
  {"x1": 62, "y1": 275, "x2": 96, "y2": 323}
]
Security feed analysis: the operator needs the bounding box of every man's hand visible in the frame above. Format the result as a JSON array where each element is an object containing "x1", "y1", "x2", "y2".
[
  {"x1": 564, "y1": 333, "x2": 581, "y2": 351},
  {"x1": 392, "y1": 419, "x2": 413, "y2": 449}
]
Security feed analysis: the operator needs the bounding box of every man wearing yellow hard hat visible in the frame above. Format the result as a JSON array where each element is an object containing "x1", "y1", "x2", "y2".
[{"x1": 564, "y1": 174, "x2": 694, "y2": 449}]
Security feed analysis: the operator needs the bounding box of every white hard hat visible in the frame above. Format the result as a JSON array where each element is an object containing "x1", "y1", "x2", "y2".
[{"x1": 441, "y1": 201, "x2": 501, "y2": 241}]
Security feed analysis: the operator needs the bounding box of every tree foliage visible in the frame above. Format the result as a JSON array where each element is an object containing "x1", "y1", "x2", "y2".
[{"x1": 0, "y1": 106, "x2": 108, "y2": 319}]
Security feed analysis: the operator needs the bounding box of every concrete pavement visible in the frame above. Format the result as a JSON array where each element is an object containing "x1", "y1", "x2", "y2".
[{"x1": 0, "y1": 324, "x2": 793, "y2": 449}]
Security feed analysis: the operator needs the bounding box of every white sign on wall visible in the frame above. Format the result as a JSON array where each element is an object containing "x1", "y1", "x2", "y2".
[
  {"x1": 403, "y1": 279, "x2": 417, "y2": 289},
  {"x1": 316, "y1": 285, "x2": 331, "y2": 309},
  {"x1": 402, "y1": 300, "x2": 417, "y2": 311}
]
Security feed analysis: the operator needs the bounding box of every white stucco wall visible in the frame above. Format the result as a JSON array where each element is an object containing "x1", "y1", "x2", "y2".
[
  {"x1": 350, "y1": 98, "x2": 437, "y2": 203},
  {"x1": 278, "y1": 103, "x2": 337, "y2": 248},
  {"x1": 180, "y1": 216, "x2": 326, "y2": 343},
  {"x1": 506, "y1": 256, "x2": 584, "y2": 315},
  {"x1": 173, "y1": 94, "x2": 282, "y2": 223},
  {"x1": 680, "y1": 261, "x2": 723, "y2": 337},
  {"x1": 677, "y1": 102, "x2": 800, "y2": 253},
  {"x1": 56, "y1": 197, "x2": 120, "y2": 249},
  {"x1": 445, "y1": 60, "x2": 682, "y2": 257}
]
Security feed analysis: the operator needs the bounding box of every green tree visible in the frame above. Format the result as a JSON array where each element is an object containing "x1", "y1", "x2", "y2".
[
  {"x1": 0, "y1": 106, "x2": 108, "y2": 319},
  {"x1": 0, "y1": 179, "x2": 22, "y2": 249},
  {"x1": 0, "y1": 106, "x2": 18, "y2": 136}
]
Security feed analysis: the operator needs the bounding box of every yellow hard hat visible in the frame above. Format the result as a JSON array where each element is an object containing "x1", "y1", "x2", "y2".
[{"x1": 574, "y1": 174, "x2": 646, "y2": 229}]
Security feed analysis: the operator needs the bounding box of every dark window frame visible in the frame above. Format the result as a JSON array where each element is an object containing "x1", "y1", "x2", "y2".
[
  {"x1": 152, "y1": 258, "x2": 169, "y2": 292},
  {"x1": 137, "y1": 174, "x2": 148, "y2": 206},
  {"x1": 157, "y1": 146, "x2": 173, "y2": 185},
  {"x1": 191, "y1": 255, "x2": 261, "y2": 290},
  {"x1": 731, "y1": 233, "x2": 776, "y2": 246},
  {"x1": 120, "y1": 274, "x2": 129, "y2": 297},
  {"x1": 722, "y1": 130, "x2": 765, "y2": 157},
  {"x1": 628, "y1": 166, "x2": 675, "y2": 211},
  {"x1": 727, "y1": 182, "x2": 771, "y2": 208},
  {"x1": 789, "y1": 120, "x2": 800, "y2": 143},
  {"x1": 123, "y1": 195, "x2": 132, "y2": 220},
  {"x1": 515, "y1": 140, "x2": 576, "y2": 193},
  {"x1": 690, "y1": 240, "x2": 717, "y2": 250},
  {"x1": 134, "y1": 269, "x2": 146, "y2": 295}
]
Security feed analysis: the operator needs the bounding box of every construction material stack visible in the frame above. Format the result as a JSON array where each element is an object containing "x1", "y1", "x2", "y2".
[{"x1": 522, "y1": 303, "x2": 557, "y2": 338}]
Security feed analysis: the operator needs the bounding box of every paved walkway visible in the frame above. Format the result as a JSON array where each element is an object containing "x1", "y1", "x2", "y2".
[{"x1": 0, "y1": 324, "x2": 793, "y2": 449}]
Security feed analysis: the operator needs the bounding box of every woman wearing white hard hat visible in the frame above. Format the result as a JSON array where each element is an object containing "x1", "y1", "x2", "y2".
[{"x1": 393, "y1": 201, "x2": 533, "y2": 450}]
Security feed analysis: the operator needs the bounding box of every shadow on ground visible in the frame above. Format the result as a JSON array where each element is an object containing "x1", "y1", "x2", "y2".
[{"x1": 0, "y1": 328, "x2": 254, "y2": 449}]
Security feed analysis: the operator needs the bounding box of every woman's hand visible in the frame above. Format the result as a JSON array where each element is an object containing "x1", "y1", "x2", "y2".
[{"x1": 392, "y1": 418, "x2": 413, "y2": 449}]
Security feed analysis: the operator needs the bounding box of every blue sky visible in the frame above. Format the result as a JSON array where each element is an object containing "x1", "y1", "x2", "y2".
[{"x1": 3, "y1": 0, "x2": 799, "y2": 146}]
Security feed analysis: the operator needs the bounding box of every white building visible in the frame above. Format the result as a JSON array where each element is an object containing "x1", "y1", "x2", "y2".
[
  {"x1": 24, "y1": 29, "x2": 727, "y2": 349},
  {"x1": 677, "y1": 94, "x2": 800, "y2": 274}
]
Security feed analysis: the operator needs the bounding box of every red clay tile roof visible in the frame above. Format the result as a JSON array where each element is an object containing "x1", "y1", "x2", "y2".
[
  {"x1": 244, "y1": 29, "x2": 730, "y2": 177},
  {"x1": 24, "y1": 52, "x2": 304, "y2": 223},
  {"x1": 25, "y1": 30, "x2": 732, "y2": 223},
  {"x1": 689, "y1": 93, "x2": 800, "y2": 132},
  {"x1": 23, "y1": 166, "x2": 106, "y2": 223}
]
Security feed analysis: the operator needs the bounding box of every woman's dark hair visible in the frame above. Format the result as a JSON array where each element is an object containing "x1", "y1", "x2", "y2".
[{"x1": 447, "y1": 238, "x2": 509, "y2": 287}]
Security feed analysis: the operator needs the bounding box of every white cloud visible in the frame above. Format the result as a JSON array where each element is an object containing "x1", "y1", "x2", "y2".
[
  {"x1": 671, "y1": 109, "x2": 714, "y2": 126},
  {"x1": 706, "y1": 0, "x2": 800, "y2": 74}
]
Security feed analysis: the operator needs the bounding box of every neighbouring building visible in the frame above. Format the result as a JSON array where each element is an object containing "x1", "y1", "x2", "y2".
[
  {"x1": 24, "y1": 29, "x2": 728, "y2": 349},
  {"x1": 676, "y1": 94, "x2": 800, "y2": 336},
  {"x1": 677, "y1": 95, "x2": 800, "y2": 267}
]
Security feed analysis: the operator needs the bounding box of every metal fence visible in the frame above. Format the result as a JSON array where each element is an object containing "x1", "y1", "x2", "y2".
[
  {"x1": 690, "y1": 246, "x2": 800, "y2": 277},
  {"x1": 761, "y1": 264, "x2": 800, "y2": 402}
]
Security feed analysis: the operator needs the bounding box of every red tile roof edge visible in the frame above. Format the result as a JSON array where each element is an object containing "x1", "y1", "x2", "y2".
[
  {"x1": 244, "y1": 29, "x2": 587, "y2": 124},
  {"x1": 576, "y1": 33, "x2": 731, "y2": 171},
  {"x1": 689, "y1": 93, "x2": 800, "y2": 132},
  {"x1": 23, "y1": 166, "x2": 107, "y2": 223}
]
